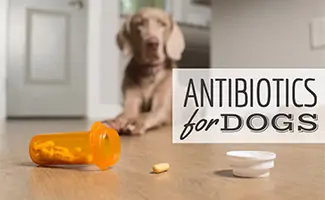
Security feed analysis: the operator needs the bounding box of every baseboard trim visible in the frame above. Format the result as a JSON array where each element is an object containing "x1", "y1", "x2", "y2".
[{"x1": 7, "y1": 116, "x2": 86, "y2": 120}]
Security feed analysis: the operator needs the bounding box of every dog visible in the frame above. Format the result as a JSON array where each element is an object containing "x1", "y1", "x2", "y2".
[{"x1": 105, "y1": 7, "x2": 186, "y2": 135}]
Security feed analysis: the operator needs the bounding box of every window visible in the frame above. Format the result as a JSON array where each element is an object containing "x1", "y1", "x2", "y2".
[{"x1": 120, "y1": 0, "x2": 166, "y2": 15}]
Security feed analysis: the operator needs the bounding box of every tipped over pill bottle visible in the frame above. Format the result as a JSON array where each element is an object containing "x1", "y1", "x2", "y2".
[{"x1": 29, "y1": 122, "x2": 121, "y2": 170}]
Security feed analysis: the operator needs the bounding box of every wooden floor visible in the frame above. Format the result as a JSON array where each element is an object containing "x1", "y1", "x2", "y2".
[{"x1": 0, "y1": 120, "x2": 324, "y2": 200}]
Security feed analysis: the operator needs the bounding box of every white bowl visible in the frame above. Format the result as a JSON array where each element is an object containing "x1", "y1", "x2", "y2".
[{"x1": 226, "y1": 151, "x2": 276, "y2": 178}]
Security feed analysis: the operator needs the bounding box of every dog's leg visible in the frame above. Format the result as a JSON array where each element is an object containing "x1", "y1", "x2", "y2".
[
  {"x1": 126, "y1": 75, "x2": 172, "y2": 135},
  {"x1": 105, "y1": 89, "x2": 142, "y2": 132}
]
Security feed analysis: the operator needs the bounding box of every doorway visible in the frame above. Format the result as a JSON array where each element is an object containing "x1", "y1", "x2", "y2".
[{"x1": 6, "y1": 0, "x2": 88, "y2": 118}]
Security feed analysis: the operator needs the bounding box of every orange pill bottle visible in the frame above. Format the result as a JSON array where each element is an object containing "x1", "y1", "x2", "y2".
[{"x1": 29, "y1": 122, "x2": 120, "y2": 170}]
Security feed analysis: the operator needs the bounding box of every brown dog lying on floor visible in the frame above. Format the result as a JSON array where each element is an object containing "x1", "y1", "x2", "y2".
[{"x1": 105, "y1": 7, "x2": 185, "y2": 135}]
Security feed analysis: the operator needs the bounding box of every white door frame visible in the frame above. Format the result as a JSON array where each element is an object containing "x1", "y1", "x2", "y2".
[
  {"x1": 0, "y1": 0, "x2": 122, "y2": 120},
  {"x1": 86, "y1": 0, "x2": 122, "y2": 120},
  {"x1": 0, "y1": 0, "x2": 8, "y2": 120}
]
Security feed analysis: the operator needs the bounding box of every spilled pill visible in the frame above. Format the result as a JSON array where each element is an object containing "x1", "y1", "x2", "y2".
[
  {"x1": 34, "y1": 141, "x2": 55, "y2": 151},
  {"x1": 152, "y1": 163, "x2": 170, "y2": 174},
  {"x1": 31, "y1": 140, "x2": 93, "y2": 164},
  {"x1": 54, "y1": 146, "x2": 69, "y2": 153}
]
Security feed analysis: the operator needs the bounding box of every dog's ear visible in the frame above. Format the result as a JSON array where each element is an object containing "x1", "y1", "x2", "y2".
[
  {"x1": 116, "y1": 17, "x2": 133, "y2": 57},
  {"x1": 166, "y1": 16, "x2": 185, "y2": 61}
]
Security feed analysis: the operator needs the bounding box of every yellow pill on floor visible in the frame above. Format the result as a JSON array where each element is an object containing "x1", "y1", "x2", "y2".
[{"x1": 152, "y1": 163, "x2": 170, "y2": 174}]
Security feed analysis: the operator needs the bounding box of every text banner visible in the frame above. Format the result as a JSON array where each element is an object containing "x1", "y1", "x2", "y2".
[{"x1": 172, "y1": 68, "x2": 325, "y2": 143}]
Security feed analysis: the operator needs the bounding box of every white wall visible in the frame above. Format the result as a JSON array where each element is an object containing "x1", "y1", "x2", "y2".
[
  {"x1": 0, "y1": 0, "x2": 8, "y2": 119},
  {"x1": 212, "y1": 0, "x2": 325, "y2": 68}
]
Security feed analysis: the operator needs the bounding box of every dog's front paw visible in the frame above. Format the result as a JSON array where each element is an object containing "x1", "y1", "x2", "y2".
[
  {"x1": 124, "y1": 117, "x2": 147, "y2": 136},
  {"x1": 104, "y1": 115, "x2": 130, "y2": 133},
  {"x1": 103, "y1": 119, "x2": 120, "y2": 131}
]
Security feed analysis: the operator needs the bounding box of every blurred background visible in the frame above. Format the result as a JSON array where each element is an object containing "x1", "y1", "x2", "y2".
[{"x1": 0, "y1": 0, "x2": 325, "y2": 121}]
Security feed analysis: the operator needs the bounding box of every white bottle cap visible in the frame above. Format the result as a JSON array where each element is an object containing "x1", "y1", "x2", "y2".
[{"x1": 226, "y1": 151, "x2": 276, "y2": 178}]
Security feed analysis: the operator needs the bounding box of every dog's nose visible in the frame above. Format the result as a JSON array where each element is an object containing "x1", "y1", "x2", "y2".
[{"x1": 146, "y1": 37, "x2": 159, "y2": 50}]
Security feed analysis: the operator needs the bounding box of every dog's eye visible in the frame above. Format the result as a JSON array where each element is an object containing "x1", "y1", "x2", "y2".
[
  {"x1": 136, "y1": 20, "x2": 144, "y2": 26},
  {"x1": 157, "y1": 20, "x2": 166, "y2": 27},
  {"x1": 133, "y1": 17, "x2": 144, "y2": 26}
]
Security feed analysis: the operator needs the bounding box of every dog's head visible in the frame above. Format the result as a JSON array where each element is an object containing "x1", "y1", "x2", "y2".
[{"x1": 116, "y1": 7, "x2": 185, "y2": 65}]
